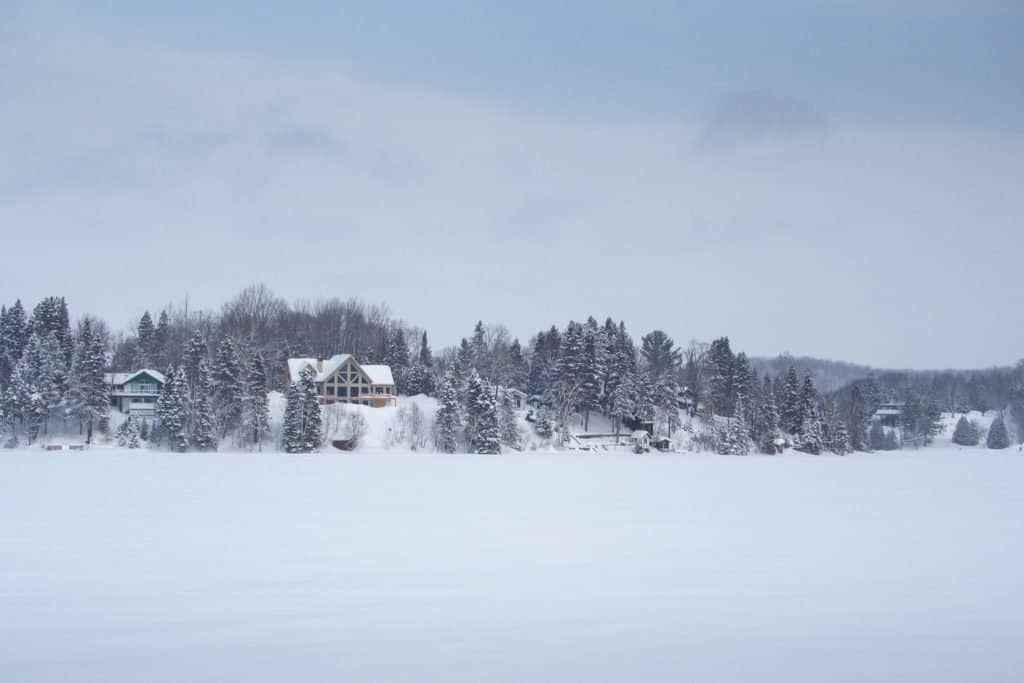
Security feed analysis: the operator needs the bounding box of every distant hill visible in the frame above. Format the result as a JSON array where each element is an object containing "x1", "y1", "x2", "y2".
[{"x1": 750, "y1": 355, "x2": 876, "y2": 392}]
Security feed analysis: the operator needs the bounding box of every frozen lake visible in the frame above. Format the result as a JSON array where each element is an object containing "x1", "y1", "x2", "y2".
[{"x1": 2, "y1": 449, "x2": 1022, "y2": 682}]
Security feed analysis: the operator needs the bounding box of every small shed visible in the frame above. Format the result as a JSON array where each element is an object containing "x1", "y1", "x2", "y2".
[{"x1": 629, "y1": 430, "x2": 651, "y2": 452}]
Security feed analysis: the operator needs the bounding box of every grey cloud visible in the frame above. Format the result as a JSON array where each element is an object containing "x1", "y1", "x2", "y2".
[{"x1": 696, "y1": 90, "x2": 828, "y2": 151}]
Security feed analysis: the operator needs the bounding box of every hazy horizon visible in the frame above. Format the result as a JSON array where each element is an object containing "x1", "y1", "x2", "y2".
[{"x1": 3, "y1": 1, "x2": 1022, "y2": 369}]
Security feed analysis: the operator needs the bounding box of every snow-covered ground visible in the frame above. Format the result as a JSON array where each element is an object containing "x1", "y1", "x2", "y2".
[{"x1": 1, "y1": 448, "x2": 1022, "y2": 682}]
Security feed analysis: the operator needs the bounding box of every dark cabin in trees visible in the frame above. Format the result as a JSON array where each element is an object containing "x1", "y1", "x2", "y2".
[
  {"x1": 104, "y1": 369, "x2": 166, "y2": 418},
  {"x1": 287, "y1": 354, "x2": 396, "y2": 407},
  {"x1": 873, "y1": 401, "x2": 905, "y2": 429}
]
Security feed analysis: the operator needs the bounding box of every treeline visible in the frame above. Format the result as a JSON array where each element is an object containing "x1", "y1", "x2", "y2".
[{"x1": 2, "y1": 284, "x2": 1022, "y2": 453}]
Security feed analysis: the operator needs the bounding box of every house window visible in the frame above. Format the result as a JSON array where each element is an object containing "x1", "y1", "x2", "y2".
[
  {"x1": 326, "y1": 386, "x2": 335, "y2": 395},
  {"x1": 375, "y1": 386, "x2": 384, "y2": 395},
  {"x1": 361, "y1": 386, "x2": 369, "y2": 394}
]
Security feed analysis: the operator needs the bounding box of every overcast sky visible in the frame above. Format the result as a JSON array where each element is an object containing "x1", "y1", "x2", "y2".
[{"x1": 2, "y1": 1, "x2": 1022, "y2": 369}]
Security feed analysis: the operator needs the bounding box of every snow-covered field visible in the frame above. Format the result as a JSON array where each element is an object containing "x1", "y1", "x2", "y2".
[{"x1": 2, "y1": 449, "x2": 1022, "y2": 682}]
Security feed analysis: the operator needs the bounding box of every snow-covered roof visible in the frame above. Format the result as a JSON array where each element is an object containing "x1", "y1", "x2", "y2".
[
  {"x1": 361, "y1": 364, "x2": 395, "y2": 386},
  {"x1": 286, "y1": 354, "x2": 393, "y2": 386},
  {"x1": 630, "y1": 430, "x2": 650, "y2": 440},
  {"x1": 104, "y1": 369, "x2": 167, "y2": 386}
]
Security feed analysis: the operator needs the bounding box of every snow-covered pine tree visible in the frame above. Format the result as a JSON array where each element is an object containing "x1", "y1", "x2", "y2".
[
  {"x1": 406, "y1": 332, "x2": 437, "y2": 396},
  {"x1": 797, "y1": 406, "x2": 825, "y2": 455},
  {"x1": 554, "y1": 321, "x2": 584, "y2": 395},
  {"x1": 190, "y1": 360, "x2": 217, "y2": 451},
  {"x1": 156, "y1": 366, "x2": 190, "y2": 452},
  {"x1": 68, "y1": 319, "x2": 109, "y2": 444},
  {"x1": 137, "y1": 311, "x2": 155, "y2": 365},
  {"x1": 0, "y1": 299, "x2": 29, "y2": 386},
  {"x1": 507, "y1": 338, "x2": 529, "y2": 393},
  {"x1": 299, "y1": 365, "x2": 323, "y2": 452},
  {"x1": 183, "y1": 330, "x2": 208, "y2": 400},
  {"x1": 729, "y1": 396, "x2": 751, "y2": 454},
  {"x1": 707, "y1": 337, "x2": 735, "y2": 417},
  {"x1": 578, "y1": 327, "x2": 602, "y2": 431},
  {"x1": 471, "y1": 387, "x2": 501, "y2": 455},
  {"x1": 470, "y1": 321, "x2": 488, "y2": 380},
  {"x1": 829, "y1": 417, "x2": 850, "y2": 455},
  {"x1": 732, "y1": 352, "x2": 753, "y2": 413},
  {"x1": 211, "y1": 337, "x2": 244, "y2": 437},
  {"x1": 282, "y1": 366, "x2": 322, "y2": 453},
  {"x1": 384, "y1": 328, "x2": 411, "y2": 394},
  {"x1": 634, "y1": 372, "x2": 655, "y2": 424},
  {"x1": 433, "y1": 373, "x2": 461, "y2": 453},
  {"x1": 534, "y1": 408, "x2": 554, "y2": 439},
  {"x1": 797, "y1": 375, "x2": 817, "y2": 435},
  {"x1": 655, "y1": 375, "x2": 681, "y2": 438},
  {"x1": 757, "y1": 379, "x2": 782, "y2": 454},
  {"x1": 498, "y1": 390, "x2": 522, "y2": 450},
  {"x1": 241, "y1": 351, "x2": 270, "y2": 449},
  {"x1": 115, "y1": 416, "x2": 141, "y2": 449},
  {"x1": 952, "y1": 415, "x2": 980, "y2": 446},
  {"x1": 780, "y1": 365, "x2": 802, "y2": 435},
  {"x1": 847, "y1": 385, "x2": 869, "y2": 451},
  {"x1": 609, "y1": 372, "x2": 636, "y2": 437},
  {"x1": 10, "y1": 352, "x2": 45, "y2": 442},
  {"x1": 986, "y1": 414, "x2": 1010, "y2": 449},
  {"x1": 29, "y1": 297, "x2": 73, "y2": 366},
  {"x1": 464, "y1": 370, "x2": 489, "y2": 445},
  {"x1": 152, "y1": 310, "x2": 170, "y2": 369},
  {"x1": 282, "y1": 379, "x2": 304, "y2": 453}
]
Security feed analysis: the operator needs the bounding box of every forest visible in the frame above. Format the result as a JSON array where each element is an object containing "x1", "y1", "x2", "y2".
[{"x1": 1, "y1": 284, "x2": 1021, "y2": 454}]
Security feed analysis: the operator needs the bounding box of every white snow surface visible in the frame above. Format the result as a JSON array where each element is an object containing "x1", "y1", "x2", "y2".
[{"x1": 2, "y1": 448, "x2": 1022, "y2": 682}]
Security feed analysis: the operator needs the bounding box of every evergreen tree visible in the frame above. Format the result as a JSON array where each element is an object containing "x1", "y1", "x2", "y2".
[
  {"x1": 578, "y1": 327, "x2": 602, "y2": 430},
  {"x1": 952, "y1": 415, "x2": 981, "y2": 446},
  {"x1": 0, "y1": 299, "x2": 29, "y2": 386},
  {"x1": 498, "y1": 391, "x2": 522, "y2": 450},
  {"x1": 299, "y1": 366, "x2": 323, "y2": 452},
  {"x1": 156, "y1": 366, "x2": 190, "y2": 452},
  {"x1": 655, "y1": 375, "x2": 681, "y2": 438},
  {"x1": 640, "y1": 330, "x2": 681, "y2": 383},
  {"x1": 986, "y1": 414, "x2": 1010, "y2": 449},
  {"x1": 634, "y1": 372, "x2": 655, "y2": 423},
  {"x1": 507, "y1": 339, "x2": 529, "y2": 392},
  {"x1": 152, "y1": 310, "x2": 171, "y2": 369},
  {"x1": 464, "y1": 370, "x2": 489, "y2": 444},
  {"x1": 384, "y1": 328, "x2": 411, "y2": 394},
  {"x1": 433, "y1": 373, "x2": 462, "y2": 453},
  {"x1": 829, "y1": 418, "x2": 850, "y2": 455},
  {"x1": 729, "y1": 396, "x2": 751, "y2": 454},
  {"x1": 707, "y1": 337, "x2": 736, "y2": 416},
  {"x1": 190, "y1": 360, "x2": 217, "y2": 451},
  {"x1": 241, "y1": 351, "x2": 270, "y2": 449},
  {"x1": 796, "y1": 406, "x2": 825, "y2": 455},
  {"x1": 30, "y1": 297, "x2": 72, "y2": 366},
  {"x1": 848, "y1": 385, "x2": 869, "y2": 451},
  {"x1": 780, "y1": 365, "x2": 802, "y2": 434},
  {"x1": 115, "y1": 416, "x2": 141, "y2": 449},
  {"x1": 471, "y1": 389, "x2": 501, "y2": 455},
  {"x1": 757, "y1": 381, "x2": 782, "y2": 454},
  {"x1": 609, "y1": 372, "x2": 636, "y2": 437},
  {"x1": 68, "y1": 319, "x2": 109, "y2": 444},
  {"x1": 283, "y1": 366, "x2": 322, "y2": 453},
  {"x1": 534, "y1": 408, "x2": 554, "y2": 439},
  {"x1": 211, "y1": 337, "x2": 244, "y2": 436},
  {"x1": 183, "y1": 330, "x2": 208, "y2": 400},
  {"x1": 137, "y1": 311, "x2": 155, "y2": 364}
]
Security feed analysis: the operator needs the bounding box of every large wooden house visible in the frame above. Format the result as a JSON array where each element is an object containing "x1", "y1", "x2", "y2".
[
  {"x1": 104, "y1": 369, "x2": 166, "y2": 418},
  {"x1": 287, "y1": 354, "x2": 396, "y2": 407}
]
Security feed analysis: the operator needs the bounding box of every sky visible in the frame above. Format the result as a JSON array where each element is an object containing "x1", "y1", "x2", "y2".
[{"x1": 1, "y1": 1, "x2": 1022, "y2": 369}]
